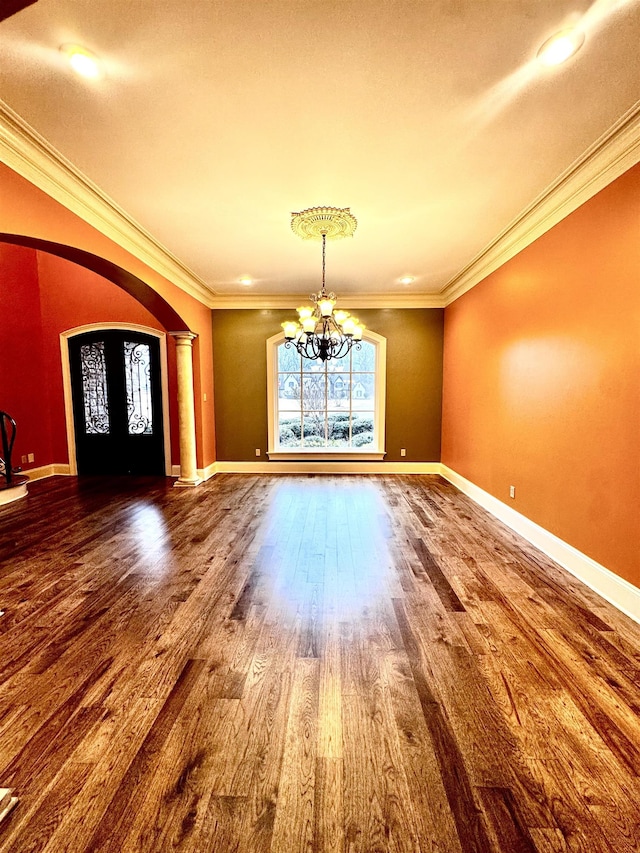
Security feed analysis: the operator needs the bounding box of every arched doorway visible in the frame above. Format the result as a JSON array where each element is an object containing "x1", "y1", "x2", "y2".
[
  {"x1": 0, "y1": 234, "x2": 191, "y2": 332},
  {"x1": 0, "y1": 234, "x2": 202, "y2": 486}
]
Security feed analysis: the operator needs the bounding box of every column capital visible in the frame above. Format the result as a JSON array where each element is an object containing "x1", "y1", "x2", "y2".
[{"x1": 169, "y1": 331, "x2": 198, "y2": 345}]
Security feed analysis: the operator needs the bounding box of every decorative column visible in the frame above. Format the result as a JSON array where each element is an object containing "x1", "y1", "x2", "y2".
[{"x1": 170, "y1": 332, "x2": 202, "y2": 487}]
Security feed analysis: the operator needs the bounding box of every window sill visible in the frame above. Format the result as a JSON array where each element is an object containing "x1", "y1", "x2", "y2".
[{"x1": 267, "y1": 450, "x2": 386, "y2": 461}]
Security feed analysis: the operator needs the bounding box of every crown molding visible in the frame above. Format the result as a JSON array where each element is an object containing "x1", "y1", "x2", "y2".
[
  {"x1": 0, "y1": 99, "x2": 214, "y2": 307},
  {"x1": 5, "y1": 95, "x2": 638, "y2": 313},
  {"x1": 209, "y1": 292, "x2": 445, "y2": 309},
  {"x1": 441, "y1": 100, "x2": 640, "y2": 306},
  {"x1": 0, "y1": 105, "x2": 445, "y2": 311}
]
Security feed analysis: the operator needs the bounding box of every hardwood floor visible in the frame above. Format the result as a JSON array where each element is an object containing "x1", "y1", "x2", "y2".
[{"x1": 0, "y1": 474, "x2": 638, "y2": 852}]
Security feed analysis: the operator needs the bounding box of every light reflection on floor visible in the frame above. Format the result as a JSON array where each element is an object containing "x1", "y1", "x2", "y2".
[{"x1": 258, "y1": 478, "x2": 394, "y2": 622}]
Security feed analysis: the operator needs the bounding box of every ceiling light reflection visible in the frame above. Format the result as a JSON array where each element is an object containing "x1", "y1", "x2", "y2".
[
  {"x1": 537, "y1": 29, "x2": 585, "y2": 66},
  {"x1": 467, "y1": 0, "x2": 632, "y2": 125},
  {"x1": 60, "y1": 44, "x2": 102, "y2": 79}
]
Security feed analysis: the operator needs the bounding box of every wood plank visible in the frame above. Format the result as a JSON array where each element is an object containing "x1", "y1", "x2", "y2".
[
  {"x1": 0, "y1": 473, "x2": 636, "y2": 853},
  {"x1": 269, "y1": 658, "x2": 319, "y2": 852}
]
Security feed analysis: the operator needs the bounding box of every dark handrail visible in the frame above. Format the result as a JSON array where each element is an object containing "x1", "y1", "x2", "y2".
[{"x1": 0, "y1": 411, "x2": 18, "y2": 486}]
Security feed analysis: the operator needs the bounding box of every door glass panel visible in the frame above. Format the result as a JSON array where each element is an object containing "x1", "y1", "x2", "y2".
[
  {"x1": 80, "y1": 342, "x2": 110, "y2": 434},
  {"x1": 124, "y1": 341, "x2": 154, "y2": 435}
]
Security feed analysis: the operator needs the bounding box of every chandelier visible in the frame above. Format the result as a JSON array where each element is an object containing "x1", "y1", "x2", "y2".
[{"x1": 281, "y1": 206, "x2": 364, "y2": 362}]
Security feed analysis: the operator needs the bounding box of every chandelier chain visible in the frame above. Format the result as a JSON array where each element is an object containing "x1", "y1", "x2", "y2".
[{"x1": 322, "y1": 233, "x2": 326, "y2": 294}]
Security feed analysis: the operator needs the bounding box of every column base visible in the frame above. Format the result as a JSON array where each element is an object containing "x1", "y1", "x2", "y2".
[{"x1": 173, "y1": 476, "x2": 203, "y2": 488}]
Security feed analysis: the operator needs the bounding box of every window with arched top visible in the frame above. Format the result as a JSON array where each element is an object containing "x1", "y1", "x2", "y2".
[{"x1": 267, "y1": 330, "x2": 386, "y2": 460}]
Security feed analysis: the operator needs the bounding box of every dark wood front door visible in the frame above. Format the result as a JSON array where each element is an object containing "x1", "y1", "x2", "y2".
[{"x1": 69, "y1": 331, "x2": 165, "y2": 475}]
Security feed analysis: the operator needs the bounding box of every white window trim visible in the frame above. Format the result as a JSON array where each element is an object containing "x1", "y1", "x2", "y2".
[{"x1": 266, "y1": 329, "x2": 386, "y2": 461}]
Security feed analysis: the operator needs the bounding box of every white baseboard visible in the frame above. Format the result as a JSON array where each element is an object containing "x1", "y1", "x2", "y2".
[
  {"x1": 198, "y1": 462, "x2": 217, "y2": 481},
  {"x1": 171, "y1": 462, "x2": 218, "y2": 481},
  {"x1": 214, "y1": 461, "x2": 441, "y2": 474},
  {"x1": 26, "y1": 463, "x2": 72, "y2": 481},
  {"x1": 440, "y1": 465, "x2": 640, "y2": 625}
]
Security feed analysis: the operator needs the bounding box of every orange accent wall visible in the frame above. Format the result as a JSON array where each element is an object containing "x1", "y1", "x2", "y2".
[
  {"x1": 0, "y1": 162, "x2": 215, "y2": 468},
  {"x1": 442, "y1": 163, "x2": 640, "y2": 588}
]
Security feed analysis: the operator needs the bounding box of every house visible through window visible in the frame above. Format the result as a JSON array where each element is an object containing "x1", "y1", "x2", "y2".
[{"x1": 267, "y1": 331, "x2": 386, "y2": 458}]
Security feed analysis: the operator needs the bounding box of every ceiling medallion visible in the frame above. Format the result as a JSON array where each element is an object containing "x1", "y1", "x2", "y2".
[
  {"x1": 290, "y1": 206, "x2": 357, "y2": 241},
  {"x1": 282, "y1": 207, "x2": 363, "y2": 362}
]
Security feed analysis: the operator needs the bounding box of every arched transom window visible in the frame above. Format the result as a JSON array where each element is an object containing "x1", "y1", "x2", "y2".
[{"x1": 267, "y1": 330, "x2": 386, "y2": 459}]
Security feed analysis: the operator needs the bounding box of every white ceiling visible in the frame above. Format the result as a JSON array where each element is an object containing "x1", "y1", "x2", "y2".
[{"x1": 0, "y1": 0, "x2": 639, "y2": 304}]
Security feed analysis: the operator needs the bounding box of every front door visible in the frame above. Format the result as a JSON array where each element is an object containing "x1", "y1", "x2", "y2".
[{"x1": 69, "y1": 330, "x2": 165, "y2": 475}]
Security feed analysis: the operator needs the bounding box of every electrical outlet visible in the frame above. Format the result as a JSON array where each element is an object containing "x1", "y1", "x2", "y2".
[
  {"x1": 509, "y1": 485, "x2": 516, "y2": 499},
  {"x1": 255, "y1": 448, "x2": 261, "y2": 457},
  {"x1": 28, "y1": 453, "x2": 35, "y2": 463},
  {"x1": 400, "y1": 448, "x2": 406, "y2": 457},
  {"x1": 203, "y1": 392, "x2": 207, "y2": 402},
  {"x1": 21, "y1": 455, "x2": 27, "y2": 464}
]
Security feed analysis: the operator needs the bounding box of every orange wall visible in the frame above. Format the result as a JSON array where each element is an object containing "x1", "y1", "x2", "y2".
[
  {"x1": 0, "y1": 163, "x2": 215, "y2": 467},
  {"x1": 442, "y1": 163, "x2": 640, "y2": 588}
]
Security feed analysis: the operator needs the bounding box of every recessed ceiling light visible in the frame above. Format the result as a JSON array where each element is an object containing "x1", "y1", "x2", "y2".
[
  {"x1": 60, "y1": 44, "x2": 103, "y2": 79},
  {"x1": 536, "y1": 29, "x2": 585, "y2": 66},
  {"x1": 399, "y1": 276, "x2": 414, "y2": 285},
  {"x1": 239, "y1": 276, "x2": 253, "y2": 286}
]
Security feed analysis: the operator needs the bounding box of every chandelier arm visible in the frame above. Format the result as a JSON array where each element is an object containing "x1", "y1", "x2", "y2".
[{"x1": 286, "y1": 333, "x2": 361, "y2": 363}]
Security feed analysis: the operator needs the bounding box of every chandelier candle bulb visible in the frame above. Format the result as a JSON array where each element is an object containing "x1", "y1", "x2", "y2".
[
  {"x1": 282, "y1": 321, "x2": 300, "y2": 339},
  {"x1": 297, "y1": 306, "x2": 314, "y2": 320},
  {"x1": 333, "y1": 309, "x2": 350, "y2": 325},
  {"x1": 318, "y1": 297, "x2": 336, "y2": 317},
  {"x1": 302, "y1": 317, "x2": 317, "y2": 333},
  {"x1": 341, "y1": 317, "x2": 356, "y2": 336}
]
